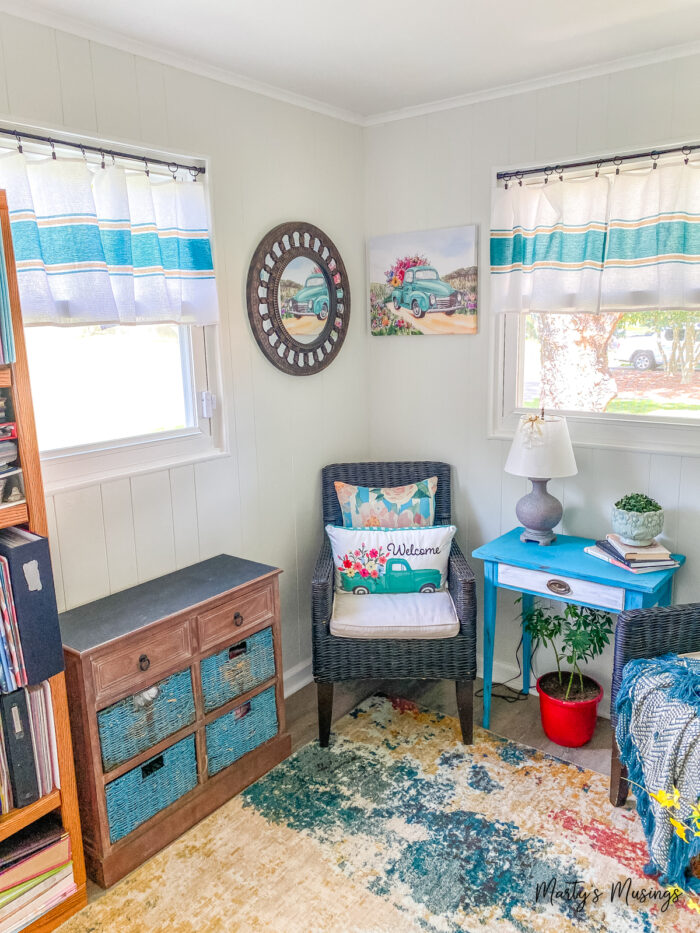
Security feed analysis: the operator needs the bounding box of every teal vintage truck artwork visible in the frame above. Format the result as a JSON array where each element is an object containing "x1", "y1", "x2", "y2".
[
  {"x1": 391, "y1": 265, "x2": 465, "y2": 319},
  {"x1": 339, "y1": 555, "x2": 441, "y2": 594},
  {"x1": 284, "y1": 274, "x2": 330, "y2": 320}
]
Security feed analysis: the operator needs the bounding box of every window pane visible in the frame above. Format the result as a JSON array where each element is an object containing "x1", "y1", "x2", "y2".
[
  {"x1": 25, "y1": 324, "x2": 194, "y2": 452},
  {"x1": 521, "y1": 311, "x2": 700, "y2": 418}
]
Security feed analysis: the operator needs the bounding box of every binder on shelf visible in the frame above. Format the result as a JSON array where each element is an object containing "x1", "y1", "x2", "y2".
[
  {"x1": 0, "y1": 690, "x2": 39, "y2": 808},
  {"x1": 0, "y1": 528, "x2": 64, "y2": 685}
]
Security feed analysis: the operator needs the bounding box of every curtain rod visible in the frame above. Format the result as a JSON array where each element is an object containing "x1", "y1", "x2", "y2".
[
  {"x1": 497, "y1": 141, "x2": 700, "y2": 182},
  {"x1": 0, "y1": 125, "x2": 205, "y2": 177}
]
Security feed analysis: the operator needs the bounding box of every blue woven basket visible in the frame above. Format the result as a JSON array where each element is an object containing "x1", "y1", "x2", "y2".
[
  {"x1": 206, "y1": 686, "x2": 278, "y2": 777},
  {"x1": 105, "y1": 734, "x2": 198, "y2": 843},
  {"x1": 200, "y1": 626, "x2": 275, "y2": 713},
  {"x1": 98, "y1": 668, "x2": 195, "y2": 772}
]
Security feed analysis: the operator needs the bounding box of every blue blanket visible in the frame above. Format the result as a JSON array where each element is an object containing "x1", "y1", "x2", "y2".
[{"x1": 616, "y1": 654, "x2": 700, "y2": 892}]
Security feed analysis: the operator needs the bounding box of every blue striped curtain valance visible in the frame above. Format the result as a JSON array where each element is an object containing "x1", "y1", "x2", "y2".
[
  {"x1": 0, "y1": 152, "x2": 219, "y2": 326},
  {"x1": 490, "y1": 162, "x2": 700, "y2": 314}
]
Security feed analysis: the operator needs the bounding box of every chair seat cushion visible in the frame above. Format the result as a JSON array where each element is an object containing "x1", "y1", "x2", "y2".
[{"x1": 330, "y1": 591, "x2": 459, "y2": 640}]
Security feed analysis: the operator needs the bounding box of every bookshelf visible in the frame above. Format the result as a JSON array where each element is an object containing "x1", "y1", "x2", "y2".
[{"x1": 0, "y1": 191, "x2": 87, "y2": 929}]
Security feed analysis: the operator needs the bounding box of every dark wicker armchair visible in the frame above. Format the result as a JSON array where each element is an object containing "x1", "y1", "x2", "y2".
[
  {"x1": 609, "y1": 602, "x2": 700, "y2": 806},
  {"x1": 312, "y1": 461, "x2": 477, "y2": 746}
]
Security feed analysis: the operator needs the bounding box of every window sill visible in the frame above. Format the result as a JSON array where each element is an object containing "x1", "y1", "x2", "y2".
[{"x1": 41, "y1": 440, "x2": 230, "y2": 496}]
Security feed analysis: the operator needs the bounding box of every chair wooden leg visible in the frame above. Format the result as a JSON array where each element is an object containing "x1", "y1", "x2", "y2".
[
  {"x1": 317, "y1": 682, "x2": 334, "y2": 747},
  {"x1": 610, "y1": 734, "x2": 629, "y2": 807},
  {"x1": 455, "y1": 680, "x2": 473, "y2": 744}
]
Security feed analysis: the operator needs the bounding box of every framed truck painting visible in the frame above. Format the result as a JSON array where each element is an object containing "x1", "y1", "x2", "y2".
[{"x1": 369, "y1": 225, "x2": 478, "y2": 336}]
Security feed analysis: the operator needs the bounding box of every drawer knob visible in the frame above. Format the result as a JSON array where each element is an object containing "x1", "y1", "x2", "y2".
[
  {"x1": 138, "y1": 653, "x2": 151, "y2": 671},
  {"x1": 234, "y1": 612, "x2": 244, "y2": 627},
  {"x1": 546, "y1": 578, "x2": 572, "y2": 596}
]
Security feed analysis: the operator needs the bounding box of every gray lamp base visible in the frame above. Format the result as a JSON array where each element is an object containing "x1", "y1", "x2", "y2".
[{"x1": 515, "y1": 478, "x2": 563, "y2": 546}]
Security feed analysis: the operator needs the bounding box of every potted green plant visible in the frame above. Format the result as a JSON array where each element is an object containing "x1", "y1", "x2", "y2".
[
  {"x1": 522, "y1": 601, "x2": 613, "y2": 747},
  {"x1": 611, "y1": 493, "x2": 664, "y2": 547}
]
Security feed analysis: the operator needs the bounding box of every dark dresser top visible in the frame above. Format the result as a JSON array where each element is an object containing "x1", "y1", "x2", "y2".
[{"x1": 59, "y1": 554, "x2": 279, "y2": 653}]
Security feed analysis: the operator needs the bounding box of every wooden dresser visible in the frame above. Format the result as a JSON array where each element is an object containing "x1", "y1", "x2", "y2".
[{"x1": 58, "y1": 555, "x2": 291, "y2": 887}]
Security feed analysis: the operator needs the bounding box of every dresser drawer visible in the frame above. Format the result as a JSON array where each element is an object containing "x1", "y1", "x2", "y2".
[
  {"x1": 98, "y1": 668, "x2": 196, "y2": 772},
  {"x1": 91, "y1": 617, "x2": 193, "y2": 705},
  {"x1": 197, "y1": 583, "x2": 275, "y2": 653},
  {"x1": 206, "y1": 686, "x2": 278, "y2": 777},
  {"x1": 497, "y1": 563, "x2": 625, "y2": 611},
  {"x1": 201, "y1": 626, "x2": 276, "y2": 713}
]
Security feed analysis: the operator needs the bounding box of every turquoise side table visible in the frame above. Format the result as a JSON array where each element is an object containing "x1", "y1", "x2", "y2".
[{"x1": 472, "y1": 528, "x2": 685, "y2": 729}]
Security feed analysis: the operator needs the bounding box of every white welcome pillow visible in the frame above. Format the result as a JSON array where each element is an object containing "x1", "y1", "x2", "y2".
[{"x1": 325, "y1": 524, "x2": 456, "y2": 595}]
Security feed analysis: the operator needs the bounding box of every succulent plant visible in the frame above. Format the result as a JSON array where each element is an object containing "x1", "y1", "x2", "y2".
[{"x1": 614, "y1": 493, "x2": 662, "y2": 513}]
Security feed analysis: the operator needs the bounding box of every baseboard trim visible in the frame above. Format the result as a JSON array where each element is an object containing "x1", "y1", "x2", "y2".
[{"x1": 283, "y1": 658, "x2": 313, "y2": 698}]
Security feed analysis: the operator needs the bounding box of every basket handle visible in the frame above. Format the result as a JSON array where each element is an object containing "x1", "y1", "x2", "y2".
[
  {"x1": 142, "y1": 754, "x2": 164, "y2": 780},
  {"x1": 228, "y1": 640, "x2": 248, "y2": 661},
  {"x1": 234, "y1": 701, "x2": 252, "y2": 721}
]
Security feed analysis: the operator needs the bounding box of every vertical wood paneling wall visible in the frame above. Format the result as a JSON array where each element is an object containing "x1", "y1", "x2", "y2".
[
  {"x1": 0, "y1": 12, "x2": 367, "y2": 689},
  {"x1": 4, "y1": 8, "x2": 700, "y2": 709},
  {"x1": 365, "y1": 55, "x2": 700, "y2": 712}
]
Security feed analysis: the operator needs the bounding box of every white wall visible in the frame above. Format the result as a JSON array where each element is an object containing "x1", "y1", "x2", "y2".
[
  {"x1": 4, "y1": 8, "x2": 700, "y2": 710},
  {"x1": 364, "y1": 55, "x2": 700, "y2": 712},
  {"x1": 0, "y1": 12, "x2": 367, "y2": 690}
]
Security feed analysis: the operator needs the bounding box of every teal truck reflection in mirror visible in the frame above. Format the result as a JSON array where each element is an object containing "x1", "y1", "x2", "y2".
[{"x1": 285, "y1": 275, "x2": 330, "y2": 320}]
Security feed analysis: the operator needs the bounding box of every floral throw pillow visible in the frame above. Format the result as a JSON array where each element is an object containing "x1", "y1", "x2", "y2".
[
  {"x1": 325, "y1": 524, "x2": 456, "y2": 594},
  {"x1": 334, "y1": 476, "x2": 438, "y2": 528}
]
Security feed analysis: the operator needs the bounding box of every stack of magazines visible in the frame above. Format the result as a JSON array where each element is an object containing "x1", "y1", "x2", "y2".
[{"x1": 585, "y1": 534, "x2": 679, "y2": 574}]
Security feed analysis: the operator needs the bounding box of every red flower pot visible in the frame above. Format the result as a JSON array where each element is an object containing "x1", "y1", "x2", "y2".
[{"x1": 536, "y1": 673, "x2": 603, "y2": 747}]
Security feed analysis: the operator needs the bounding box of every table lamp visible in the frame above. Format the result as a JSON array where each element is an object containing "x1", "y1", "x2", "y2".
[{"x1": 504, "y1": 411, "x2": 577, "y2": 545}]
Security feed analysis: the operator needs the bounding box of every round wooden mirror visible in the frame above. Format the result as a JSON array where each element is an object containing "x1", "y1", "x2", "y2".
[{"x1": 246, "y1": 222, "x2": 350, "y2": 375}]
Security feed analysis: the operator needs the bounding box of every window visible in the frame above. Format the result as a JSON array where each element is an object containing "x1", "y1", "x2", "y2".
[
  {"x1": 495, "y1": 309, "x2": 700, "y2": 454},
  {"x1": 26, "y1": 324, "x2": 200, "y2": 452},
  {"x1": 0, "y1": 129, "x2": 223, "y2": 489},
  {"x1": 405, "y1": 269, "x2": 414, "y2": 283}
]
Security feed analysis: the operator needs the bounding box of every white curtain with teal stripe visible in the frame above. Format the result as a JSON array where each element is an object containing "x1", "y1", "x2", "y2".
[
  {"x1": 490, "y1": 163, "x2": 700, "y2": 314},
  {"x1": 0, "y1": 152, "x2": 218, "y2": 326}
]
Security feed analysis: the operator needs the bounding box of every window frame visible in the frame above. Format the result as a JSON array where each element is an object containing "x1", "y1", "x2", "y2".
[{"x1": 490, "y1": 311, "x2": 700, "y2": 456}]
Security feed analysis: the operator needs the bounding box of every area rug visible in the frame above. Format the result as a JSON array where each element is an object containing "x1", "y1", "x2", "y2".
[{"x1": 61, "y1": 695, "x2": 697, "y2": 932}]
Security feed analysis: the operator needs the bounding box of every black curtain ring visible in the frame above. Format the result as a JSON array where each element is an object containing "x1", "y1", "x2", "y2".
[
  {"x1": 189, "y1": 167, "x2": 199, "y2": 182},
  {"x1": 613, "y1": 156, "x2": 622, "y2": 175},
  {"x1": 503, "y1": 172, "x2": 511, "y2": 190},
  {"x1": 555, "y1": 165, "x2": 564, "y2": 181},
  {"x1": 14, "y1": 132, "x2": 22, "y2": 154},
  {"x1": 49, "y1": 138, "x2": 56, "y2": 160},
  {"x1": 543, "y1": 166, "x2": 554, "y2": 184},
  {"x1": 683, "y1": 146, "x2": 692, "y2": 165},
  {"x1": 144, "y1": 159, "x2": 150, "y2": 177},
  {"x1": 111, "y1": 152, "x2": 116, "y2": 166},
  {"x1": 515, "y1": 171, "x2": 523, "y2": 187},
  {"x1": 100, "y1": 150, "x2": 105, "y2": 169},
  {"x1": 650, "y1": 150, "x2": 659, "y2": 170},
  {"x1": 168, "y1": 162, "x2": 178, "y2": 180},
  {"x1": 79, "y1": 144, "x2": 87, "y2": 162},
  {"x1": 595, "y1": 160, "x2": 603, "y2": 177}
]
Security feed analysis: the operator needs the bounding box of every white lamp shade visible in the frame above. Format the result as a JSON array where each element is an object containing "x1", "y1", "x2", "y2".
[{"x1": 504, "y1": 414, "x2": 577, "y2": 479}]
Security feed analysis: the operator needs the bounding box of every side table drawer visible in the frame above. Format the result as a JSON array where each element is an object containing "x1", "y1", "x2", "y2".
[
  {"x1": 197, "y1": 582, "x2": 275, "y2": 653},
  {"x1": 498, "y1": 563, "x2": 625, "y2": 611},
  {"x1": 91, "y1": 617, "x2": 193, "y2": 705}
]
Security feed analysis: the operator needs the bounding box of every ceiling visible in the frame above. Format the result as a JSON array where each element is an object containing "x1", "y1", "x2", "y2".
[{"x1": 8, "y1": 0, "x2": 700, "y2": 122}]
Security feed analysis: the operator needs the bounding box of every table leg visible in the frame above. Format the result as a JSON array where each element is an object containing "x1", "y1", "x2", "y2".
[
  {"x1": 521, "y1": 592, "x2": 533, "y2": 695},
  {"x1": 658, "y1": 578, "x2": 673, "y2": 607},
  {"x1": 483, "y1": 562, "x2": 498, "y2": 730}
]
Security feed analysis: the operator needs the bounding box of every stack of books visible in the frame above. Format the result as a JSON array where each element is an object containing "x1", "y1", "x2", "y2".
[
  {"x1": 0, "y1": 814, "x2": 75, "y2": 932},
  {"x1": 585, "y1": 534, "x2": 680, "y2": 574}
]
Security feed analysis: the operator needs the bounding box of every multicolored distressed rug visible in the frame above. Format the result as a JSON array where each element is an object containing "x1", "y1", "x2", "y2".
[{"x1": 61, "y1": 695, "x2": 697, "y2": 932}]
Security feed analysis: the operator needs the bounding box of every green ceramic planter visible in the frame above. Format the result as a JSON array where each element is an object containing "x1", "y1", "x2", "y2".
[{"x1": 611, "y1": 506, "x2": 664, "y2": 547}]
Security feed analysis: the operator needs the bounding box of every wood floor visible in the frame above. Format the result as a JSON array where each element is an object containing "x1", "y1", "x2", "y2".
[{"x1": 286, "y1": 677, "x2": 613, "y2": 775}]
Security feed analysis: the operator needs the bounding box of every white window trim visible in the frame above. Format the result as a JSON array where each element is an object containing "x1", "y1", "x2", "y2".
[{"x1": 489, "y1": 312, "x2": 700, "y2": 457}]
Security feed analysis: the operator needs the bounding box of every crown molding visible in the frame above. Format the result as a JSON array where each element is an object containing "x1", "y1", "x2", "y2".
[
  {"x1": 2, "y1": 2, "x2": 700, "y2": 129},
  {"x1": 0, "y1": 1, "x2": 365, "y2": 125},
  {"x1": 364, "y1": 38, "x2": 700, "y2": 126}
]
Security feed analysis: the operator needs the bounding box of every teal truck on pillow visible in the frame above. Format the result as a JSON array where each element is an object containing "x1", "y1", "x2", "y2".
[
  {"x1": 285, "y1": 274, "x2": 330, "y2": 320},
  {"x1": 391, "y1": 265, "x2": 464, "y2": 318},
  {"x1": 340, "y1": 557, "x2": 441, "y2": 595}
]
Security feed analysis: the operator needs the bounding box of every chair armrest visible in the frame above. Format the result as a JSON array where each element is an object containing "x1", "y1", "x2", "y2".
[
  {"x1": 448, "y1": 540, "x2": 477, "y2": 635},
  {"x1": 311, "y1": 536, "x2": 334, "y2": 637},
  {"x1": 610, "y1": 602, "x2": 700, "y2": 725}
]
